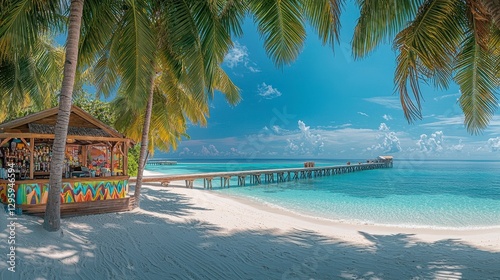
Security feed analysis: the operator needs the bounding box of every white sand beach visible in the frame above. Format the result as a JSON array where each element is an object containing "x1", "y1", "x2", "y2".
[{"x1": 1, "y1": 170, "x2": 499, "y2": 279}]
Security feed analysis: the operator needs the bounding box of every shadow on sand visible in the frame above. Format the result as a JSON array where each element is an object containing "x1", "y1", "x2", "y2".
[{"x1": 1, "y1": 187, "x2": 499, "y2": 280}]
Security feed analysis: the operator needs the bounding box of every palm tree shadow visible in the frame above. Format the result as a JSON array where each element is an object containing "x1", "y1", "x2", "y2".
[
  {"x1": 4, "y1": 189, "x2": 500, "y2": 280},
  {"x1": 133, "y1": 185, "x2": 211, "y2": 217}
]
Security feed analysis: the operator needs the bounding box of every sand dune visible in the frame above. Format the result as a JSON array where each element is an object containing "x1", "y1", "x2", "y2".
[{"x1": 1, "y1": 177, "x2": 499, "y2": 279}]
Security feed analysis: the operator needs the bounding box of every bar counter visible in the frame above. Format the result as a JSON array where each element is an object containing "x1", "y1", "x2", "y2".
[{"x1": 0, "y1": 176, "x2": 129, "y2": 205}]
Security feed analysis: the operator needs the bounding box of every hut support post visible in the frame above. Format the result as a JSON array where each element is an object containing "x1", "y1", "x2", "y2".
[
  {"x1": 124, "y1": 141, "x2": 129, "y2": 176},
  {"x1": 29, "y1": 138, "x2": 34, "y2": 179}
]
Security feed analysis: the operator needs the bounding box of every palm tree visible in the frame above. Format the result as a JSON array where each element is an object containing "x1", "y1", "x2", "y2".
[
  {"x1": 43, "y1": 0, "x2": 85, "y2": 231},
  {"x1": 86, "y1": 0, "x2": 242, "y2": 207},
  {"x1": 352, "y1": 0, "x2": 500, "y2": 134},
  {"x1": 1, "y1": 0, "x2": 345, "y2": 225},
  {"x1": 0, "y1": 0, "x2": 86, "y2": 231}
]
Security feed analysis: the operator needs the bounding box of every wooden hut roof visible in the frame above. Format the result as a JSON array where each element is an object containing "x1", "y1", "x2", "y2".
[
  {"x1": 0, "y1": 106, "x2": 125, "y2": 139},
  {"x1": 378, "y1": 156, "x2": 394, "y2": 160}
]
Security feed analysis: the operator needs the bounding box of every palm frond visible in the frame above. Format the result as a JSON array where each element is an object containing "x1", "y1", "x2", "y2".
[
  {"x1": 0, "y1": 0, "x2": 63, "y2": 59},
  {"x1": 0, "y1": 35, "x2": 62, "y2": 119},
  {"x1": 481, "y1": 0, "x2": 500, "y2": 29},
  {"x1": 78, "y1": 0, "x2": 120, "y2": 67},
  {"x1": 249, "y1": 0, "x2": 306, "y2": 67},
  {"x1": 162, "y1": 0, "x2": 206, "y2": 103},
  {"x1": 115, "y1": 0, "x2": 156, "y2": 109},
  {"x1": 191, "y1": 0, "x2": 233, "y2": 93},
  {"x1": 392, "y1": 0, "x2": 466, "y2": 123},
  {"x1": 467, "y1": 0, "x2": 492, "y2": 50},
  {"x1": 352, "y1": 0, "x2": 423, "y2": 58},
  {"x1": 456, "y1": 26, "x2": 500, "y2": 134},
  {"x1": 92, "y1": 29, "x2": 122, "y2": 98},
  {"x1": 213, "y1": 66, "x2": 241, "y2": 106},
  {"x1": 218, "y1": 0, "x2": 247, "y2": 37},
  {"x1": 302, "y1": 0, "x2": 344, "y2": 47}
]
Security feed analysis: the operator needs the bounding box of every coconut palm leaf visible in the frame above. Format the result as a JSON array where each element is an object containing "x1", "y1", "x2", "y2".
[
  {"x1": 78, "y1": 0, "x2": 120, "y2": 67},
  {"x1": 482, "y1": 0, "x2": 500, "y2": 29},
  {"x1": 92, "y1": 27, "x2": 122, "y2": 98},
  {"x1": 0, "y1": 0, "x2": 64, "y2": 59},
  {"x1": 249, "y1": 0, "x2": 306, "y2": 67},
  {"x1": 219, "y1": 0, "x2": 247, "y2": 37},
  {"x1": 191, "y1": 0, "x2": 233, "y2": 94},
  {"x1": 303, "y1": 0, "x2": 344, "y2": 47},
  {"x1": 213, "y1": 66, "x2": 241, "y2": 106},
  {"x1": 115, "y1": 0, "x2": 156, "y2": 108},
  {"x1": 354, "y1": 0, "x2": 500, "y2": 133},
  {"x1": 456, "y1": 26, "x2": 500, "y2": 134},
  {"x1": 0, "y1": 36, "x2": 63, "y2": 122},
  {"x1": 352, "y1": 0, "x2": 423, "y2": 58},
  {"x1": 392, "y1": 0, "x2": 465, "y2": 122}
]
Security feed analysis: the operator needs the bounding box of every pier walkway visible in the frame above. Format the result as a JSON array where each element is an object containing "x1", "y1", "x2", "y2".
[
  {"x1": 146, "y1": 160, "x2": 177, "y2": 165},
  {"x1": 130, "y1": 161, "x2": 392, "y2": 189}
]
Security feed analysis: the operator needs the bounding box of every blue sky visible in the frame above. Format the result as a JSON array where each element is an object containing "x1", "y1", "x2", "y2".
[{"x1": 162, "y1": 3, "x2": 500, "y2": 160}]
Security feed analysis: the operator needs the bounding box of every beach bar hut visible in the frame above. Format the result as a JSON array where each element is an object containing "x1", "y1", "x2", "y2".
[
  {"x1": 0, "y1": 106, "x2": 134, "y2": 216},
  {"x1": 378, "y1": 156, "x2": 394, "y2": 168}
]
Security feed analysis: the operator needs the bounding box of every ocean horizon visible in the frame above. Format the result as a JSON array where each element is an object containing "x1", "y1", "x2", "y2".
[{"x1": 145, "y1": 159, "x2": 500, "y2": 230}]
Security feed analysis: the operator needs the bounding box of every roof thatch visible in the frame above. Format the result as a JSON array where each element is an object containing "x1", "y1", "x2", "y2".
[
  {"x1": 28, "y1": 123, "x2": 111, "y2": 137},
  {"x1": 0, "y1": 105, "x2": 125, "y2": 139}
]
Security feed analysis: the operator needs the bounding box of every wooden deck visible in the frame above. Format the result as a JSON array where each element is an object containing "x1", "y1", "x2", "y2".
[
  {"x1": 18, "y1": 197, "x2": 136, "y2": 217},
  {"x1": 147, "y1": 160, "x2": 177, "y2": 165},
  {"x1": 130, "y1": 162, "x2": 392, "y2": 189}
]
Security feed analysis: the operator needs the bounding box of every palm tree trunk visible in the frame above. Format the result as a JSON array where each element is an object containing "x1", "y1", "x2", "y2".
[
  {"x1": 43, "y1": 0, "x2": 85, "y2": 232},
  {"x1": 133, "y1": 74, "x2": 155, "y2": 208},
  {"x1": 482, "y1": 0, "x2": 500, "y2": 29}
]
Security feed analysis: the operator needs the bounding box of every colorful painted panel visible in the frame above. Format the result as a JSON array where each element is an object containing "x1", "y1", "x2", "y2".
[
  {"x1": 16, "y1": 183, "x2": 50, "y2": 205},
  {"x1": 4, "y1": 179, "x2": 128, "y2": 205}
]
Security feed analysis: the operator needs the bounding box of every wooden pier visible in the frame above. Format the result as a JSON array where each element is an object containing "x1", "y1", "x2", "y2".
[
  {"x1": 146, "y1": 160, "x2": 177, "y2": 165},
  {"x1": 130, "y1": 161, "x2": 392, "y2": 189}
]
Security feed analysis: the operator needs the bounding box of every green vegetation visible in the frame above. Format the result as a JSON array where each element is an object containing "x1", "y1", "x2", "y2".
[{"x1": 127, "y1": 145, "x2": 140, "y2": 177}]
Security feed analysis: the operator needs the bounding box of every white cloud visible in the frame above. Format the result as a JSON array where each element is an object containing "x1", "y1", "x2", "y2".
[
  {"x1": 272, "y1": 125, "x2": 284, "y2": 134},
  {"x1": 487, "y1": 137, "x2": 500, "y2": 151},
  {"x1": 358, "y1": 112, "x2": 369, "y2": 117},
  {"x1": 378, "y1": 132, "x2": 402, "y2": 153},
  {"x1": 201, "y1": 145, "x2": 219, "y2": 156},
  {"x1": 379, "y1": 123, "x2": 390, "y2": 131},
  {"x1": 420, "y1": 116, "x2": 464, "y2": 129},
  {"x1": 247, "y1": 66, "x2": 261, "y2": 73},
  {"x1": 370, "y1": 123, "x2": 402, "y2": 153},
  {"x1": 179, "y1": 147, "x2": 191, "y2": 155},
  {"x1": 364, "y1": 96, "x2": 402, "y2": 109},
  {"x1": 382, "y1": 114, "x2": 392, "y2": 121},
  {"x1": 416, "y1": 131, "x2": 444, "y2": 152},
  {"x1": 483, "y1": 116, "x2": 500, "y2": 135},
  {"x1": 224, "y1": 42, "x2": 261, "y2": 72},
  {"x1": 224, "y1": 42, "x2": 248, "y2": 68},
  {"x1": 450, "y1": 139, "x2": 464, "y2": 151},
  {"x1": 285, "y1": 120, "x2": 324, "y2": 155},
  {"x1": 258, "y1": 83, "x2": 282, "y2": 99},
  {"x1": 433, "y1": 93, "x2": 460, "y2": 101}
]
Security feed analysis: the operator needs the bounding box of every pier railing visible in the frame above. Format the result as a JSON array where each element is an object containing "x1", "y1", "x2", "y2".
[
  {"x1": 130, "y1": 162, "x2": 392, "y2": 189},
  {"x1": 146, "y1": 160, "x2": 178, "y2": 165}
]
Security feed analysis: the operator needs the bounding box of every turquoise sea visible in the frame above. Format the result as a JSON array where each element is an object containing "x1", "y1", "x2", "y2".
[{"x1": 146, "y1": 159, "x2": 500, "y2": 229}]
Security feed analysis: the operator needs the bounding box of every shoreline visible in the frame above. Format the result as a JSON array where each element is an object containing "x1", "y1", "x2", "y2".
[
  {"x1": 143, "y1": 169, "x2": 500, "y2": 242},
  {"x1": 2, "y1": 175, "x2": 499, "y2": 279},
  {"x1": 157, "y1": 182, "x2": 500, "y2": 251}
]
